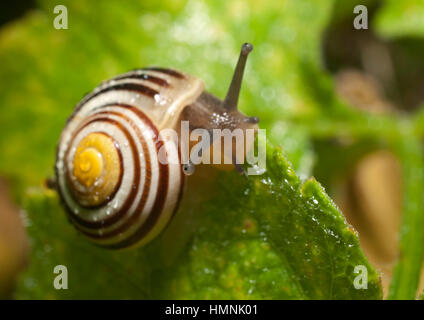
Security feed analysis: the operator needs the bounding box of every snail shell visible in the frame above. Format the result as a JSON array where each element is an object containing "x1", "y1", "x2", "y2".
[{"x1": 56, "y1": 68, "x2": 204, "y2": 249}]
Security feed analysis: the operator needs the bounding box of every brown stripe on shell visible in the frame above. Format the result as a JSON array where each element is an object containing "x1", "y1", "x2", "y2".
[
  {"x1": 62, "y1": 81, "x2": 159, "y2": 129},
  {"x1": 145, "y1": 142, "x2": 186, "y2": 238},
  {"x1": 62, "y1": 67, "x2": 184, "y2": 130},
  {"x1": 73, "y1": 105, "x2": 164, "y2": 241},
  {"x1": 113, "y1": 73, "x2": 170, "y2": 88},
  {"x1": 59, "y1": 102, "x2": 183, "y2": 248},
  {"x1": 101, "y1": 105, "x2": 171, "y2": 248},
  {"x1": 64, "y1": 116, "x2": 142, "y2": 230},
  {"x1": 73, "y1": 109, "x2": 152, "y2": 233},
  {"x1": 142, "y1": 67, "x2": 185, "y2": 79},
  {"x1": 88, "y1": 83, "x2": 158, "y2": 103}
]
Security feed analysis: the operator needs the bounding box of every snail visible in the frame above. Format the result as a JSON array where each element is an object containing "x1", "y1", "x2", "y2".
[{"x1": 55, "y1": 43, "x2": 258, "y2": 249}]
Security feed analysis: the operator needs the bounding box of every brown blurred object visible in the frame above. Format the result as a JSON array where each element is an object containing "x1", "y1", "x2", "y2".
[
  {"x1": 335, "y1": 69, "x2": 394, "y2": 113},
  {"x1": 338, "y1": 151, "x2": 424, "y2": 298},
  {"x1": 324, "y1": 8, "x2": 424, "y2": 112},
  {"x1": 334, "y1": 69, "x2": 424, "y2": 298},
  {"x1": 0, "y1": 178, "x2": 28, "y2": 298},
  {"x1": 336, "y1": 151, "x2": 400, "y2": 296}
]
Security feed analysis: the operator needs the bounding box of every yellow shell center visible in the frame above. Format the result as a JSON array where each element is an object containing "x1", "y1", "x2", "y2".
[
  {"x1": 70, "y1": 132, "x2": 121, "y2": 207},
  {"x1": 73, "y1": 147, "x2": 103, "y2": 187}
]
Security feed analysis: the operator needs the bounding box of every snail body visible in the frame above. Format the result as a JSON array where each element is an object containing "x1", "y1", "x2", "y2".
[{"x1": 55, "y1": 43, "x2": 258, "y2": 249}]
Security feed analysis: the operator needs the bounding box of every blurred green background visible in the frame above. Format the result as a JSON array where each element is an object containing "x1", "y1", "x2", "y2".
[{"x1": 0, "y1": 0, "x2": 424, "y2": 299}]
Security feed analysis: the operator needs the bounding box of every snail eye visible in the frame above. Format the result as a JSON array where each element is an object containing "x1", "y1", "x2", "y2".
[
  {"x1": 69, "y1": 132, "x2": 121, "y2": 207},
  {"x1": 182, "y1": 162, "x2": 195, "y2": 176}
]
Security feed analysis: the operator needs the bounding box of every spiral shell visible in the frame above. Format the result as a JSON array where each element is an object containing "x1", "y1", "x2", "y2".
[{"x1": 56, "y1": 68, "x2": 204, "y2": 248}]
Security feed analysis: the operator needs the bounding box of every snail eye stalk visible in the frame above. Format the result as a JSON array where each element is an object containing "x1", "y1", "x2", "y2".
[{"x1": 223, "y1": 43, "x2": 253, "y2": 111}]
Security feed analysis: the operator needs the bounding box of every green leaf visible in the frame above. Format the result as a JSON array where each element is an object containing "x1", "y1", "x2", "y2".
[
  {"x1": 372, "y1": 0, "x2": 424, "y2": 298},
  {"x1": 375, "y1": 0, "x2": 424, "y2": 38},
  {"x1": 387, "y1": 126, "x2": 424, "y2": 299},
  {"x1": 16, "y1": 142, "x2": 382, "y2": 299},
  {"x1": 0, "y1": 0, "x2": 384, "y2": 299}
]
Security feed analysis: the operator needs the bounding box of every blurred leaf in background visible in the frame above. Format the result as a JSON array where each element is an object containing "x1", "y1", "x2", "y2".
[{"x1": 0, "y1": 0, "x2": 423, "y2": 299}]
